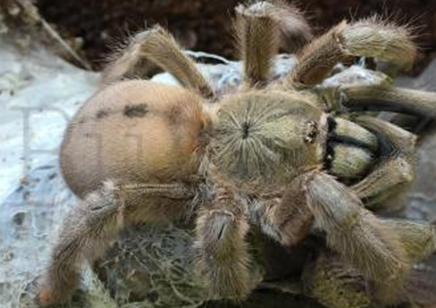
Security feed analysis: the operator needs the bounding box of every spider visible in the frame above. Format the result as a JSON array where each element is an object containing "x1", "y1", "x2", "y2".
[{"x1": 38, "y1": 1, "x2": 436, "y2": 307}]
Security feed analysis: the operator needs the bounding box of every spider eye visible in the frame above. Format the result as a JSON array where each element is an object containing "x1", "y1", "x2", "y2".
[{"x1": 304, "y1": 120, "x2": 319, "y2": 143}]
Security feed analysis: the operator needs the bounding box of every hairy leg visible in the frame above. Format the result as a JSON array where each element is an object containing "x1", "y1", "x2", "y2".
[
  {"x1": 313, "y1": 81, "x2": 436, "y2": 142},
  {"x1": 252, "y1": 170, "x2": 435, "y2": 303},
  {"x1": 389, "y1": 113, "x2": 436, "y2": 144},
  {"x1": 340, "y1": 84, "x2": 436, "y2": 147},
  {"x1": 303, "y1": 171, "x2": 435, "y2": 302},
  {"x1": 235, "y1": 1, "x2": 280, "y2": 88},
  {"x1": 312, "y1": 81, "x2": 436, "y2": 187},
  {"x1": 302, "y1": 222, "x2": 435, "y2": 308},
  {"x1": 194, "y1": 192, "x2": 256, "y2": 300},
  {"x1": 235, "y1": 1, "x2": 312, "y2": 88},
  {"x1": 250, "y1": 174, "x2": 314, "y2": 247},
  {"x1": 288, "y1": 17, "x2": 416, "y2": 87},
  {"x1": 102, "y1": 26, "x2": 214, "y2": 99},
  {"x1": 38, "y1": 181, "x2": 195, "y2": 306},
  {"x1": 270, "y1": 0, "x2": 313, "y2": 53},
  {"x1": 302, "y1": 251, "x2": 371, "y2": 308},
  {"x1": 342, "y1": 85, "x2": 436, "y2": 119},
  {"x1": 350, "y1": 116, "x2": 416, "y2": 207}
]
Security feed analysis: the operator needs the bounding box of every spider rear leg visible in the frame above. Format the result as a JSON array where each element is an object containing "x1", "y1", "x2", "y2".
[
  {"x1": 38, "y1": 181, "x2": 123, "y2": 306},
  {"x1": 38, "y1": 181, "x2": 195, "y2": 306},
  {"x1": 194, "y1": 193, "x2": 257, "y2": 300},
  {"x1": 101, "y1": 30, "x2": 160, "y2": 85},
  {"x1": 349, "y1": 116, "x2": 417, "y2": 208},
  {"x1": 102, "y1": 26, "x2": 214, "y2": 99},
  {"x1": 289, "y1": 17, "x2": 416, "y2": 87}
]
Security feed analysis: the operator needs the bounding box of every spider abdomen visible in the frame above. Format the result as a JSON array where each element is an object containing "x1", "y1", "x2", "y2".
[{"x1": 60, "y1": 80, "x2": 210, "y2": 198}]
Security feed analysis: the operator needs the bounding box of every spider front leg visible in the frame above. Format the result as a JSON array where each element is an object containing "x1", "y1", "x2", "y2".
[
  {"x1": 302, "y1": 251, "x2": 371, "y2": 308},
  {"x1": 349, "y1": 116, "x2": 416, "y2": 207},
  {"x1": 254, "y1": 172, "x2": 435, "y2": 303},
  {"x1": 235, "y1": 1, "x2": 280, "y2": 88},
  {"x1": 303, "y1": 232, "x2": 436, "y2": 308},
  {"x1": 337, "y1": 83, "x2": 436, "y2": 147},
  {"x1": 288, "y1": 17, "x2": 416, "y2": 87},
  {"x1": 194, "y1": 192, "x2": 257, "y2": 300},
  {"x1": 235, "y1": 1, "x2": 312, "y2": 88},
  {"x1": 303, "y1": 171, "x2": 435, "y2": 302},
  {"x1": 101, "y1": 25, "x2": 214, "y2": 99},
  {"x1": 312, "y1": 85, "x2": 436, "y2": 207},
  {"x1": 302, "y1": 226, "x2": 436, "y2": 308},
  {"x1": 251, "y1": 175, "x2": 314, "y2": 247},
  {"x1": 341, "y1": 85, "x2": 436, "y2": 134},
  {"x1": 315, "y1": 81, "x2": 436, "y2": 139},
  {"x1": 38, "y1": 181, "x2": 195, "y2": 306}
]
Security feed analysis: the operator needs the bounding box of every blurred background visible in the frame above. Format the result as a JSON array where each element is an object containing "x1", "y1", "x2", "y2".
[{"x1": 3, "y1": 0, "x2": 436, "y2": 73}]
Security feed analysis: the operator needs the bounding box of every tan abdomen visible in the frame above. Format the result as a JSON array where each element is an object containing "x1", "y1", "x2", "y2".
[{"x1": 61, "y1": 80, "x2": 208, "y2": 198}]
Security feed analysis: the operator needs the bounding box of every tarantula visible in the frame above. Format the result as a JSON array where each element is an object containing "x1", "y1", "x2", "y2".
[{"x1": 38, "y1": 1, "x2": 436, "y2": 307}]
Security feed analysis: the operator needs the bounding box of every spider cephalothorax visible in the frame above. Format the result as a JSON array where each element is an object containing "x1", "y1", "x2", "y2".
[
  {"x1": 38, "y1": 1, "x2": 436, "y2": 308},
  {"x1": 210, "y1": 90, "x2": 326, "y2": 192}
]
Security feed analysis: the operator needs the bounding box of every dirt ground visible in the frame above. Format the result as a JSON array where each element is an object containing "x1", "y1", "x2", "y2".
[{"x1": 34, "y1": 0, "x2": 436, "y2": 73}]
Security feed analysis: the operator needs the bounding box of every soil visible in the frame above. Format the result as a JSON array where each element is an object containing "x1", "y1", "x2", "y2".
[{"x1": 35, "y1": 0, "x2": 436, "y2": 74}]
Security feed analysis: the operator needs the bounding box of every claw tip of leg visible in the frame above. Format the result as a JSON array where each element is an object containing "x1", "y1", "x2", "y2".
[{"x1": 39, "y1": 289, "x2": 53, "y2": 304}]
